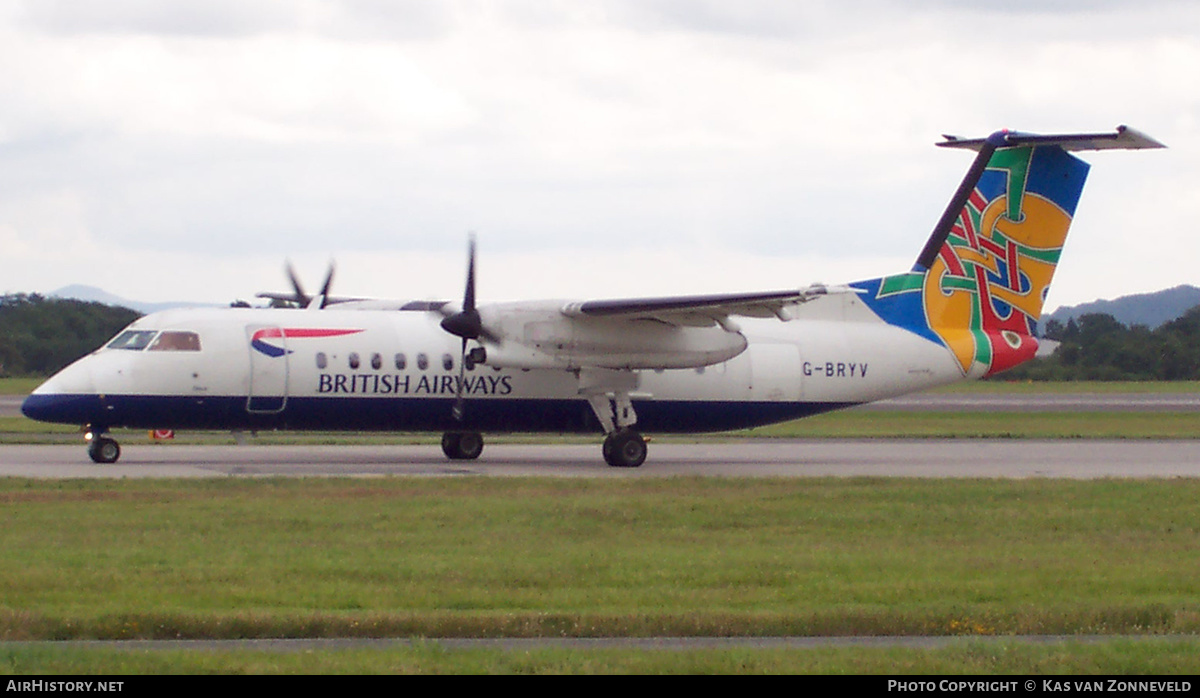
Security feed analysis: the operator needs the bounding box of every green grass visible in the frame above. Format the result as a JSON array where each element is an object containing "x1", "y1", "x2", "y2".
[
  {"x1": 0, "y1": 378, "x2": 42, "y2": 395},
  {"x1": 2, "y1": 478, "x2": 1199, "y2": 642},
  {"x1": 4, "y1": 477, "x2": 1200, "y2": 673},
  {"x1": 6, "y1": 375, "x2": 1200, "y2": 673},
  {"x1": 951, "y1": 380, "x2": 1200, "y2": 394},
  {"x1": 4, "y1": 638, "x2": 1200, "y2": 674},
  {"x1": 746, "y1": 411, "x2": 1200, "y2": 439}
]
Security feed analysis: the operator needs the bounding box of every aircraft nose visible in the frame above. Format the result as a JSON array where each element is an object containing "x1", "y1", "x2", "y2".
[
  {"x1": 21, "y1": 358, "x2": 104, "y2": 425},
  {"x1": 21, "y1": 392, "x2": 106, "y2": 425}
]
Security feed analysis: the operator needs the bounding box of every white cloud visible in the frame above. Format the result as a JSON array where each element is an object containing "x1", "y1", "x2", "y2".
[{"x1": 0, "y1": 0, "x2": 1197, "y2": 313}]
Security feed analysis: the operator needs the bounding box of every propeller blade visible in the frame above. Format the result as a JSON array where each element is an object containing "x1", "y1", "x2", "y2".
[
  {"x1": 464, "y1": 236, "x2": 476, "y2": 313},
  {"x1": 286, "y1": 262, "x2": 310, "y2": 307},
  {"x1": 439, "y1": 235, "x2": 493, "y2": 341},
  {"x1": 452, "y1": 337, "x2": 468, "y2": 421},
  {"x1": 317, "y1": 261, "x2": 336, "y2": 309},
  {"x1": 440, "y1": 235, "x2": 494, "y2": 422}
]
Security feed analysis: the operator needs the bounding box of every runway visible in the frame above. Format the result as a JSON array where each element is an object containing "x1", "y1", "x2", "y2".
[
  {"x1": 0, "y1": 396, "x2": 24, "y2": 417},
  {"x1": 2, "y1": 439, "x2": 1199, "y2": 478}
]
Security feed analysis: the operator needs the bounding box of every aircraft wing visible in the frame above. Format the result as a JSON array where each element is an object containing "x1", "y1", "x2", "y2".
[
  {"x1": 254, "y1": 292, "x2": 368, "y2": 306},
  {"x1": 254, "y1": 293, "x2": 450, "y2": 312},
  {"x1": 560, "y1": 284, "x2": 860, "y2": 328}
]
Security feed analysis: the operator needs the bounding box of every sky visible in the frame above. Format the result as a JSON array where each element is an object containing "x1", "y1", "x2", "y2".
[{"x1": 1, "y1": 0, "x2": 1196, "y2": 312}]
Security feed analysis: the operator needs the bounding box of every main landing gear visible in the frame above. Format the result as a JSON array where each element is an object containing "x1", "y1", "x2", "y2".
[
  {"x1": 439, "y1": 428, "x2": 647, "y2": 467},
  {"x1": 602, "y1": 428, "x2": 647, "y2": 468},
  {"x1": 441, "y1": 431, "x2": 484, "y2": 460},
  {"x1": 86, "y1": 432, "x2": 121, "y2": 464},
  {"x1": 582, "y1": 369, "x2": 648, "y2": 468}
]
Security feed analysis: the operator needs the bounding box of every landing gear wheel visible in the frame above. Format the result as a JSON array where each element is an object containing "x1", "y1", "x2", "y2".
[
  {"x1": 441, "y1": 432, "x2": 484, "y2": 460},
  {"x1": 88, "y1": 436, "x2": 121, "y2": 464},
  {"x1": 602, "y1": 429, "x2": 647, "y2": 468}
]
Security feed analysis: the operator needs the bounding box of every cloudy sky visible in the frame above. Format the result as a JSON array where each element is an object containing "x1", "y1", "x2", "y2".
[{"x1": 1, "y1": 0, "x2": 1196, "y2": 312}]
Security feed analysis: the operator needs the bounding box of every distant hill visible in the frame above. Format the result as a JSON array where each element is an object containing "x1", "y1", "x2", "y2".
[
  {"x1": 1045, "y1": 284, "x2": 1200, "y2": 330},
  {"x1": 49, "y1": 285, "x2": 215, "y2": 315}
]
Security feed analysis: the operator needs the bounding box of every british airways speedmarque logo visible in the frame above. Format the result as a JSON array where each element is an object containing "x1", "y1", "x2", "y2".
[{"x1": 251, "y1": 328, "x2": 364, "y2": 358}]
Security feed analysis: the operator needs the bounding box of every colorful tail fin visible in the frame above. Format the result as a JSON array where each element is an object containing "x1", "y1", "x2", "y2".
[{"x1": 855, "y1": 126, "x2": 1164, "y2": 377}]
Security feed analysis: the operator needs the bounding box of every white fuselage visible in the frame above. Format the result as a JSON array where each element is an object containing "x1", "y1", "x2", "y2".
[{"x1": 25, "y1": 291, "x2": 964, "y2": 435}]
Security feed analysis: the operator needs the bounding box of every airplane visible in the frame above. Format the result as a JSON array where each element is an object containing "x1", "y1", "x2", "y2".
[{"x1": 21, "y1": 126, "x2": 1164, "y2": 467}]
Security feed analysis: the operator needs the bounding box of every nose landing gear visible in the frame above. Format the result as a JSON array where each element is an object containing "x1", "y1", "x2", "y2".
[{"x1": 86, "y1": 433, "x2": 121, "y2": 464}]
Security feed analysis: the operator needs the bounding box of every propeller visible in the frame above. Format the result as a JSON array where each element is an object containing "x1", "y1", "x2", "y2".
[
  {"x1": 439, "y1": 236, "x2": 499, "y2": 420},
  {"x1": 285, "y1": 261, "x2": 336, "y2": 309}
]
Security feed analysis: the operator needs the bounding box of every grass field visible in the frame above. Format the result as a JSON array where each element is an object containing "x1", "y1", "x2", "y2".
[
  {"x1": 0, "y1": 377, "x2": 43, "y2": 395},
  {"x1": 2, "y1": 478, "x2": 1200, "y2": 673},
  {"x1": 4, "y1": 638, "x2": 1200, "y2": 674},
  {"x1": 5, "y1": 376, "x2": 1200, "y2": 673}
]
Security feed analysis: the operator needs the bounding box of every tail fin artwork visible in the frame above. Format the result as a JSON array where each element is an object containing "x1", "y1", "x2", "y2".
[{"x1": 855, "y1": 126, "x2": 1164, "y2": 378}]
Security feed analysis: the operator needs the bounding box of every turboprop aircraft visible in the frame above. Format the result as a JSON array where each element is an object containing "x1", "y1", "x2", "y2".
[{"x1": 22, "y1": 126, "x2": 1163, "y2": 467}]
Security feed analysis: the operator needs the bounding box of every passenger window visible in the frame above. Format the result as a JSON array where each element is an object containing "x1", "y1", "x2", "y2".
[
  {"x1": 442, "y1": 353, "x2": 454, "y2": 371},
  {"x1": 371, "y1": 353, "x2": 382, "y2": 370},
  {"x1": 417, "y1": 353, "x2": 429, "y2": 370},
  {"x1": 316, "y1": 352, "x2": 327, "y2": 369},
  {"x1": 395, "y1": 353, "x2": 407, "y2": 370},
  {"x1": 349, "y1": 352, "x2": 360, "y2": 370},
  {"x1": 107, "y1": 330, "x2": 158, "y2": 351}
]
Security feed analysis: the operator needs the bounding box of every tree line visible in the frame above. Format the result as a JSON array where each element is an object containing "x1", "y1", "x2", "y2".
[
  {"x1": 0, "y1": 294, "x2": 140, "y2": 377},
  {"x1": 998, "y1": 306, "x2": 1200, "y2": 381},
  {"x1": 3, "y1": 290, "x2": 1200, "y2": 381}
]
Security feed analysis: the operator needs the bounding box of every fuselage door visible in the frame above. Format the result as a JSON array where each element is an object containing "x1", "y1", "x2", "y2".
[
  {"x1": 246, "y1": 325, "x2": 289, "y2": 413},
  {"x1": 747, "y1": 342, "x2": 803, "y2": 401}
]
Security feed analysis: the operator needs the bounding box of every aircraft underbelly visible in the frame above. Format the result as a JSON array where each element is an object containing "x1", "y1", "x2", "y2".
[{"x1": 81, "y1": 392, "x2": 853, "y2": 434}]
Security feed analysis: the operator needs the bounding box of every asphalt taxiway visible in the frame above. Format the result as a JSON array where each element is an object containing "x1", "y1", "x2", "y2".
[
  {"x1": 2, "y1": 440, "x2": 1199, "y2": 478},
  {"x1": 0, "y1": 395, "x2": 24, "y2": 417}
]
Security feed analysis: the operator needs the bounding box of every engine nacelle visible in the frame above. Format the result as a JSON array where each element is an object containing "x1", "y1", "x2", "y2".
[{"x1": 478, "y1": 303, "x2": 748, "y2": 370}]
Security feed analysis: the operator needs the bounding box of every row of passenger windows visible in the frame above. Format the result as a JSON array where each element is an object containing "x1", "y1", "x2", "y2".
[{"x1": 316, "y1": 351, "x2": 461, "y2": 372}]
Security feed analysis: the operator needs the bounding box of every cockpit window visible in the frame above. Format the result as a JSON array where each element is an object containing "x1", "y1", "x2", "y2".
[
  {"x1": 147, "y1": 331, "x2": 202, "y2": 352},
  {"x1": 107, "y1": 330, "x2": 158, "y2": 351}
]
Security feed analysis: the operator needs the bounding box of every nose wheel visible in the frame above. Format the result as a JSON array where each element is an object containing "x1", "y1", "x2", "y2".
[{"x1": 87, "y1": 435, "x2": 121, "y2": 464}]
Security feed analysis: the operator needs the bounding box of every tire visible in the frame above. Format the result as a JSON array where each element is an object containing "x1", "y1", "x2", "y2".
[
  {"x1": 603, "y1": 429, "x2": 646, "y2": 468},
  {"x1": 442, "y1": 432, "x2": 484, "y2": 460},
  {"x1": 88, "y1": 436, "x2": 121, "y2": 464}
]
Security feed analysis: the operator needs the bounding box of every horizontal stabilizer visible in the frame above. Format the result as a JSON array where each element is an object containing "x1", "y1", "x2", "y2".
[{"x1": 938, "y1": 125, "x2": 1165, "y2": 152}]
